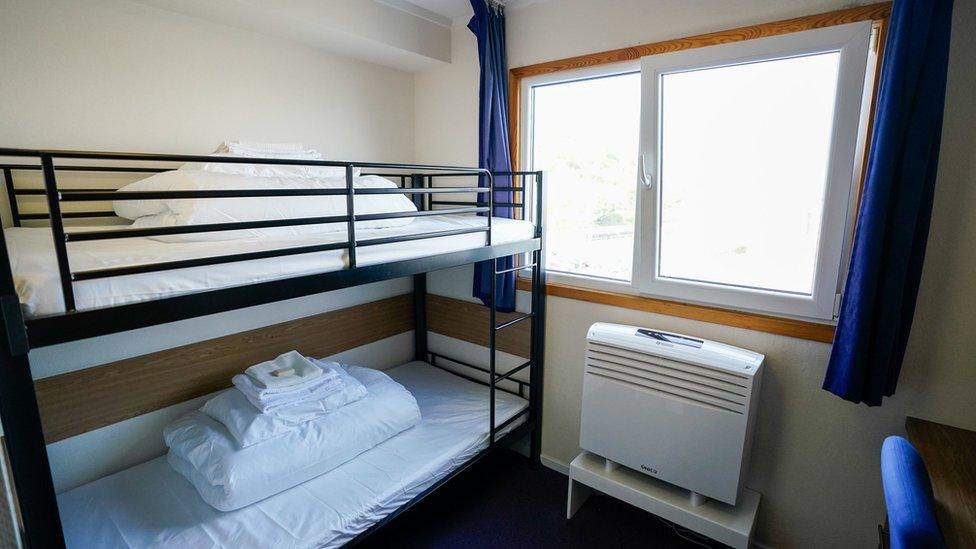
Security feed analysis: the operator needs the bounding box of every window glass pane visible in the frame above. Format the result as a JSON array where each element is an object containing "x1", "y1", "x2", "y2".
[
  {"x1": 658, "y1": 52, "x2": 841, "y2": 295},
  {"x1": 532, "y1": 72, "x2": 639, "y2": 281}
]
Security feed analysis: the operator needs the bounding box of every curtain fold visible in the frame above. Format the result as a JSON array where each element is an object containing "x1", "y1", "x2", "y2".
[
  {"x1": 823, "y1": 0, "x2": 954, "y2": 406},
  {"x1": 469, "y1": 0, "x2": 516, "y2": 312}
]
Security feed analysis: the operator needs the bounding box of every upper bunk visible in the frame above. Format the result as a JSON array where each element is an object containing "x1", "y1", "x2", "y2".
[{"x1": 0, "y1": 147, "x2": 543, "y2": 348}]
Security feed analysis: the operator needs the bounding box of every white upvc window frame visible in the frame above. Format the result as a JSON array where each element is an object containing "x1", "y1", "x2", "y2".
[
  {"x1": 521, "y1": 21, "x2": 873, "y2": 322},
  {"x1": 520, "y1": 62, "x2": 642, "y2": 296},
  {"x1": 637, "y1": 22, "x2": 872, "y2": 320}
]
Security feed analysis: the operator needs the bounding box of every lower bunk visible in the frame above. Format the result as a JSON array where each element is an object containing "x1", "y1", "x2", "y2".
[{"x1": 56, "y1": 360, "x2": 530, "y2": 548}]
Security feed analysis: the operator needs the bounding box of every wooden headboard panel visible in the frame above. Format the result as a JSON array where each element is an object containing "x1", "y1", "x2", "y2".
[
  {"x1": 33, "y1": 293, "x2": 532, "y2": 443},
  {"x1": 427, "y1": 294, "x2": 530, "y2": 357},
  {"x1": 34, "y1": 295, "x2": 413, "y2": 443}
]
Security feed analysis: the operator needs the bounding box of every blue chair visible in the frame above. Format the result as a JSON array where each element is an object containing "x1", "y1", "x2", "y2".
[{"x1": 880, "y1": 436, "x2": 945, "y2": 549}]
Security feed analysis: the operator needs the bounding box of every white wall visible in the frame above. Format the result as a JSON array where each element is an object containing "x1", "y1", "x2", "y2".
[
  {"x1": 0, "y1": 0, "x2": 419, "y2": 490},
  {"x1": 0, "y1": 0, "x2": 414, "y2": 161},
  {"x1": 131, "y1": 0, "x2": 453, "y2": 71},
  {"x1": 0, "y1": 0, "x2": 418, "y2": 224},
  {"x1": 415, "y1": 1, "x2": 976, "y2": 547}
]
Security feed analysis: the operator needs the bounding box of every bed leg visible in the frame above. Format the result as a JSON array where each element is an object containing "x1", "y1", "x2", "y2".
[
  {"x1": 413, "y1": 273, "x2": 428, "y2": 362},
  {"x1": 529, "y1": 214, "x2": 546, "y2": 470},
  {"x1": 0, "y1": 232, "x2": 65, "y2": 547},
  {"x1": 529, "y1": 430, "x2": 542, "y2": 469}
]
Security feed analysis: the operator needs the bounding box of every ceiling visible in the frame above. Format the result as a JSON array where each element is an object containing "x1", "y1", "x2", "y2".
[
  {"x1": 393, "y1": 0, "x2": 551, "y2": 25},
  {"x1": 404, "y1": 0, "x2": 475, "y2": 21},
  {"x1": 127, "y1": 0, "x2": 549, "y2": 71},
  {"x1": 131, "y1": 0, "x2": 452, "y2": 71}
]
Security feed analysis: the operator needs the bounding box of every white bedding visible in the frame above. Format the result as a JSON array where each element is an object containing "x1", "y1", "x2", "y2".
[
  {"x1": 117, "y1": 172, "x2": 417, "y2": 239},
  {"x1": 166, "y1": 365, "x2": 421, "y2": 511},
  {"x1": 57, "y1": 361, "x2": 529, "y2": 549},
  {"x1": 6, "y1": 215, "x2": 533, "y2": 317}
]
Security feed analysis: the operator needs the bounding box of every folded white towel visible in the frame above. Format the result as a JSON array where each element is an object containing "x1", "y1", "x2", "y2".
[
  {"x1": 203, "y1": 362, "x2": 369, "y2": 447},
  {"x1": 233, "y1": 361, "x2": 345, "y2": 413},
  {"x1": 240, "y1": 358, "x2": 338, "y2": 396},
  {"x1": 245, "y1": 351, "x2": 322, "y2": 389}
]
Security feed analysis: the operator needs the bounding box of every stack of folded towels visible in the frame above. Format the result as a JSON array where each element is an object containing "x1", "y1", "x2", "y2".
[
  {"x1": 164, "y1": 351, "x2": 421, "y2": 511},
  {"x1": 232, "y1": 351, "x2": 353, "y2": 416}
]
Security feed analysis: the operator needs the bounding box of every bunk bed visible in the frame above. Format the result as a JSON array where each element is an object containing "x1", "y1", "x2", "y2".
[{"x1": 0, "y1": 147, "x2": 546, "y2": 548}]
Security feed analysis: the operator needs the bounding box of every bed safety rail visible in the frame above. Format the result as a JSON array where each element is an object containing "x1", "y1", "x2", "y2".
[{"x1": 0, "y1": 149, "x2": 539, "y2": 321}]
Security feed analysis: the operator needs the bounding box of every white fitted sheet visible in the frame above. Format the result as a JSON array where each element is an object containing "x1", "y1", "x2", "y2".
[
  {"x1": 57, "y1": 361, "x2": 529, "y2": 549},
  {"x1": 5, "y1": 215, "x2": 533, "y2": 318}
]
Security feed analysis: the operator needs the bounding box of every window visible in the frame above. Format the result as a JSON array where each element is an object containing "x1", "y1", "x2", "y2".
[
  {"x1": 529, "y1": 71, "x2": 640, "y2": 282},
  {"x1": 655, "y1": 53, "x2": 841, "y2": 295},
  {"x1": 525, "y1": 22, "x2": 873, "y2": 320}
]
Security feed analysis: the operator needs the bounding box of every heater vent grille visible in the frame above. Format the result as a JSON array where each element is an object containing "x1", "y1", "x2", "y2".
[{"x1": 585, "y1": 341, "x2": 751, "y2": 414}]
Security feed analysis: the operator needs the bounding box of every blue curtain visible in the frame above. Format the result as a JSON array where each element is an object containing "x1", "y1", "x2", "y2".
[
  {"x1": 469, "y1": 0, "x2": 516, "y2": 312},
  {"x1": 824, "y1": 0, "x2": 954, "y2": 406}
]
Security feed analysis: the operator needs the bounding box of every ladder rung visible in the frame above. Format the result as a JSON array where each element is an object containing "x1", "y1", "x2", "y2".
[
  {"x1": 494, "y1": 263, "x2": 536, "y2": 275},
  {"x1": 494, "y1": 313, "x2": 533, "y2": 331},
  {"x1": 495, "y1": 360, "x2": 532, "y2": 383}
]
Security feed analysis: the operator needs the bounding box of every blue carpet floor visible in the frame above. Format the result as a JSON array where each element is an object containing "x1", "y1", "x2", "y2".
[{"x1": 359, "y1": 450, "x2": 727, "y2": 548}]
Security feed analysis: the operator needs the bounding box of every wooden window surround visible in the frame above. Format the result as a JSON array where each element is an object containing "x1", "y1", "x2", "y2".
[{"x1": 509, "y1": 2, "x2": 892, "y2": 344}]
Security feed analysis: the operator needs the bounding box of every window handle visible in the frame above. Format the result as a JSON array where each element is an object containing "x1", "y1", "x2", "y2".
[{"x1": 638, "y1": 153, "x2": 654, "y2": 189}]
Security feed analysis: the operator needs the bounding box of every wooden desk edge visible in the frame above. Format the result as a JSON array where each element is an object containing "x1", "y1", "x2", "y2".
[{"x1": 904, "y1": 416, "x2": 976, "y2": 549}]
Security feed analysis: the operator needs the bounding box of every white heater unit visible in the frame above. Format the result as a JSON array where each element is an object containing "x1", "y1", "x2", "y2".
[{"x1": 580, "y1": 323, "x2": 764, "y2": 506}]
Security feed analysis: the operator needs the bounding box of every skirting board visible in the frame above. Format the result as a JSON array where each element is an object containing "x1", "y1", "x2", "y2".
[
  {"x1": 568, "y1": 451, "x2": 760, "y2": 549},
  {"x1": 541, "y1": 454, "x2": 570, "y2": 475}
]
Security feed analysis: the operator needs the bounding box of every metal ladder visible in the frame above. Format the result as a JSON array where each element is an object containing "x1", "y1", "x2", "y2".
[{"x1": 487, "y1": 171, "x2": 545, "y2": 461}]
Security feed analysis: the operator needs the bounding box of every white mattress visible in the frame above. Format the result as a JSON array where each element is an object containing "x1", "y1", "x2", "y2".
[
  {"x1": 5, "y1": 215, "x2": 533, "y2": 318},
  {"x1": 57, "y1": 361, "x2": 529, "y2": 549}
]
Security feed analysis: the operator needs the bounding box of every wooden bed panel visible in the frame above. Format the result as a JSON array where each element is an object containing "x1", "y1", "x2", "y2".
[
  {"x1": 427, "y1": 294, "x2": 531, "y2": 358},
  {"x1": 33, "y1": 293, "x2": 531, "y2": 443},
  {"x1": 34, "y1": 294, "x2": 413, "y2": 444}
]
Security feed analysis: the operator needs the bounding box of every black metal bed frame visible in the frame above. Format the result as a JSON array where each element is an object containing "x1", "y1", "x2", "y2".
[{"x1": 0, "y1": 148, "x2": 546, "y2": 549}]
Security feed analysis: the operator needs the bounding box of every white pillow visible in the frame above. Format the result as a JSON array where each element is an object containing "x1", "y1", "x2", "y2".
[
  {"x1": 114, "y1": 143, "x2": 361, "y2": 219},
  {"x1": 201, "y1": 141, "x2": 358, "y2": 179},
  {"x1": 201, "y1": 363, "x2": 368, "y2": 448},
  {"x1": 114, "y1": 171, "x2": 417, "y2": 241},
  {"x1": 216, "y1": 141, "x2": 310, "y2": 155},
  {"x1": 187, "y1": 158, "x2": 354, "y2": 180},
  {"x1": 164, "y1": 365, "x2": 421, "y2": 511}
]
